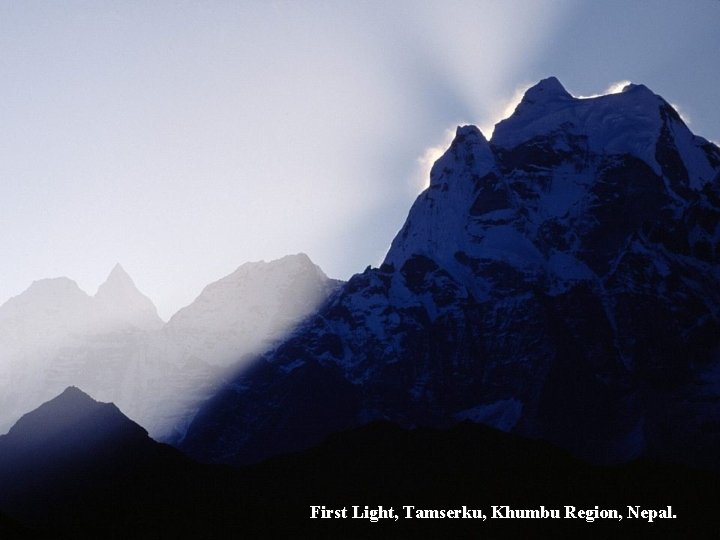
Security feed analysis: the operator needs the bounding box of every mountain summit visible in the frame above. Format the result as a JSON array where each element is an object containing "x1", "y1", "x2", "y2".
[
  {"x1": 182, "y1": 78, "x2": 720, "y2": 468},
  {"x1": 96, "y1": 263, "x2": 136, "y2": 296},
  {"x1": 95, "y1": 263, "x2": 163, "y2": 331},
  {"x1": 0, "y1": 387, "x2": 187, "y2": 531},
  {"x1": 0, "y1": 265, "x2": 163, "y2": 434},
  {"x1": 165, "y1": 253, "x2": 340, "y2": 367},
  {"x1": 1, "y1": 386, "x2": 147, "y2": 449},
  {"x1": 0, "y1": 255, "x2": 340, "y2": 440},
  {"x1": 517, "y1": 76, "x2": 573, "y2": 103}
]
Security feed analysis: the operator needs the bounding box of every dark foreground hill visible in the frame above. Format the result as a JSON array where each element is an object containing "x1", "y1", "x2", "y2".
[
  {"x1": 0, "y1": 388, "x2": 717, "y2": 539},
  {"x1": 0, "y1": 512, "x2": 41, "y2": 540}
]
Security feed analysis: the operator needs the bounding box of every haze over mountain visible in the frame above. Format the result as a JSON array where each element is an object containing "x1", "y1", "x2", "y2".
[
  {"x1": 137, "y1": 254, "x2": 341, "y2": 440},
  {"x1": 0, "y1": 254, "x2": 339, "y2": 438},
  {"x1": 1, "y1": 74, "x2": 719, "y2": 538},
  {"x1": 0, "y1": 266, "x2": 161, "y2": 434},
  {"x1": 181, "y1": 78, "x2": 720, "y2": 469}
]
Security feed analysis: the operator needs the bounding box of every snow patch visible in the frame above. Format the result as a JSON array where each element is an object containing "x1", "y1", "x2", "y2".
[
  {"x1": 473, "y1": 225, "x2": 544, "y2": 268},
  {"x1": 280, "y1": 359, "x2": 305, "y2": 374},
  {"x1": 456, "y1": 398, "x2": 523, "y2": 431},
  {"x1": 547, "y1": 251, "x2": 595, "y2": 294},
  {"x1": 576, "y1": 80, "x2": 632, "y2": 99}
]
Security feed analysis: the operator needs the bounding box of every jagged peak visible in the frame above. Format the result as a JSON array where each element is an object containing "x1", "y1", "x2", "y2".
[
  {"x1": 108, "y1": 262, "x2": 130, "y2": 279},
  {"x1": 490, "y1": 77, "x2": 692, "y2": 174},
  {"x1": 428, "y1": 124, "x2": 493, "y2": 187},
  {"x1": 454, "y1": 124, "x2": 486, "y2": 141},
  {"x1": 93, "y1": 264, "x2": 163, "y2": 328},
  {"x1": 96, "y1": 263, "x2": 136, "y2": 296},
  {"x1": 520, "y1": 76, "x2": 573, "y2": 105}
]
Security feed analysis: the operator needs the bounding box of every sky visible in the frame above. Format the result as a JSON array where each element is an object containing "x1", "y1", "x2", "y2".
[{"x1": 1, "y1": 1, "x2": 719, "y2": 320}]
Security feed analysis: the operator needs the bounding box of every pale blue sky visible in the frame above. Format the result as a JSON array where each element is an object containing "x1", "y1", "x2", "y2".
[{"x1": 1, "y1": 1, "x2": 719, "y2": 319}]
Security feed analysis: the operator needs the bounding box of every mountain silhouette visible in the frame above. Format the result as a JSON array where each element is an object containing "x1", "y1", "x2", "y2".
[
  {"x1": 0, "y1": 390, "x2": 717, "y2": 538},
  {"x1": 182, "y1": 78, "x2": 720, "y2": 469}
]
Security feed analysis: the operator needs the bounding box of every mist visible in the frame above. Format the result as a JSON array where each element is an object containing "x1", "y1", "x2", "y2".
[{"x1": 0, "y1": 254, "x2": 338, "y2": 439}]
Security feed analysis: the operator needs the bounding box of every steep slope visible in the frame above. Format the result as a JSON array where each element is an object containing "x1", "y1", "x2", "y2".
[
  {"x1": 94, "y1": 264, "x2": 163, "y2": 332},
  {"x1": 128, "y1": 253, "x2": 342, "y2": 440},
  {"x1": 165, "y1": 253, "x2": 341, "y2": 368},
  {"x1": 182, "y1": 78, "x2": 720, "y2": 468}
]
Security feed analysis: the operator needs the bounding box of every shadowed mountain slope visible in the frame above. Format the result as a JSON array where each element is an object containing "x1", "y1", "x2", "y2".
[
  {"x1": 182, "y1": 78, "x2": 720, "y2": 469},
  {"x1": 0, "y1": 390, "x2": 717, "y2": 538}
]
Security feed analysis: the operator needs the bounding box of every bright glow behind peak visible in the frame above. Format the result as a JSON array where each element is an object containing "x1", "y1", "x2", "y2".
[
  {"x1": 416, "y1": 127, "x2": 459, "y2": 191},
  {"x1": 605, "y1": 80, "x2": 633, "y2": 95},
  {"x1": 670, "y1": 102, "x2": 692, "y2": 125},
  {"x1": 481, "y1": 83, "x2": 534, "y2": 141},
  {"x1": 576, "y1": 79, "x2": 632, "y2": 99}
]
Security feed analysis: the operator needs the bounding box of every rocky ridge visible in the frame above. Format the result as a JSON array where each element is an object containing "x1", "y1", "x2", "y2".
[{"x1": 182, "y1": 78, "x2": 720, "y2": 468}]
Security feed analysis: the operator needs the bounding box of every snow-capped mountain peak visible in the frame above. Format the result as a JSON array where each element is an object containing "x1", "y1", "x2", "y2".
[
  {"x1": 518, "y1": 76, "x2": 573, "y2": 104},
  {"x1": 492, "y1": 76, "x2": 717, "y2": 191},
  {"x1": 386, "y1": 125, "x2": 496, "y2": 272},
  {"x1": 181, "y1": 78, "x2": 720, "y2": 469}
]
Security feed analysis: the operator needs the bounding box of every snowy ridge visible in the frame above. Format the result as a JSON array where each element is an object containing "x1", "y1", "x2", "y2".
[
  {"x1": 182, "y1": 78, "x2": 720, "y2": 469},
  {"x1": 492, "y1": 78, "x2": 716, "y2": 189}
]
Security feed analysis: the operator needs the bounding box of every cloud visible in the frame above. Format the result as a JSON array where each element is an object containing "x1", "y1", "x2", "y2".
[
  {"x1": 415, "y1": 127, "x2": 458, "y2": 191},
  {"x1": 479, "y1": 83, "x2": 533, "y2": 140},
  {"x1": 603, "y1": 80, "x2": 633, "y2": 95},
  {"x1": 670, "y1": 102, "x2": 692, "y2": 125},
  {"x1": 578, "y1": 80, "x2": 692, "y2": 125},
  {"x1": 576, "y1": 79, "x2": 632, "y2": 99}
]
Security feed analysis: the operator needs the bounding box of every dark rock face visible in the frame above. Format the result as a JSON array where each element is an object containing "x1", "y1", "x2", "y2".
[
  {"x1": 0, "y1": 387, "x2": 188, "y2": 531},
  {"x1": 181, "y1": 78, "x2": 720, "y2": 469}
]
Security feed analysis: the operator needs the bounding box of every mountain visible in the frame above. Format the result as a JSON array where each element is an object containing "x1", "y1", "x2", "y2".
[
  {"x1": 181, "y1": 78, "x2": 720, "y2": 468},
  {"x1": 0, "y1": 268, "x2": 162, "y2": 434},
  {"x1": 0, "y1": 388, "x2": 717, "y2": 538},
  {"x1": 0, "y1": 266, "x2": 163, "y2": 342},
  {"x1": 0, "y1": 255, "x2": 340, "y2": 440},
  {"x1": 0, "y1": 387, "x2": 246, "y2": 539},
  {"x1": 0, "y1": 387, "x2": 187, "y2": 532},
  {"x1": 128, "y1": 253, "x2": 342, "y2": 440},
  {"x1": 94, "y1": 264, "x2": 164, "y2": 332},
  {"x1": 165, "y1": 253, "x2": 341, "y2": 368}
]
